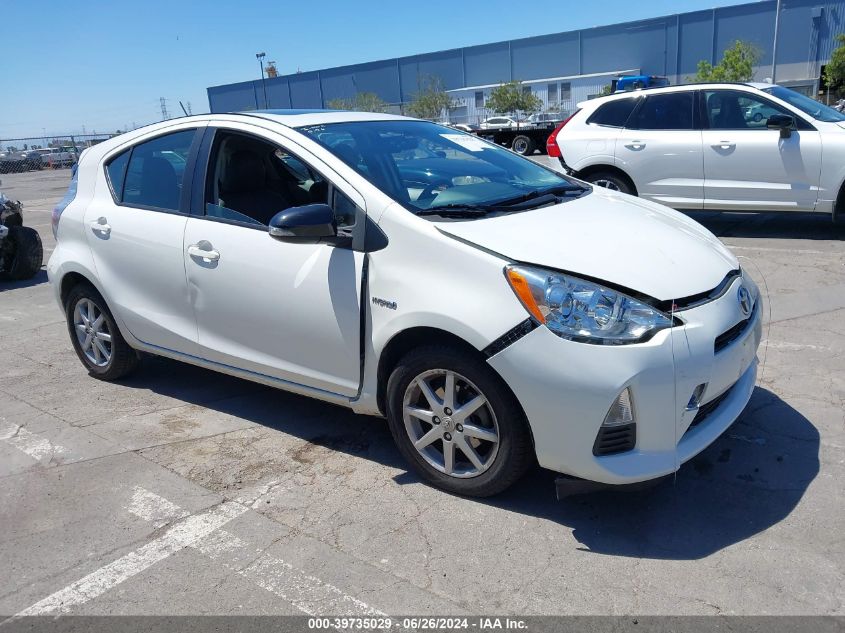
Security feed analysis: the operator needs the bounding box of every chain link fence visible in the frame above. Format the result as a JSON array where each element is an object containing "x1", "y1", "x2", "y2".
[{"x1": 0, "y1": 133, "x2": 116, "y2": 174}]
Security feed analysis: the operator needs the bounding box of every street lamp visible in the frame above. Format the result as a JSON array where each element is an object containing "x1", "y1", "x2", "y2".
[{"x1": 256, "y1": 52, "x2": 268, "y2": 109}]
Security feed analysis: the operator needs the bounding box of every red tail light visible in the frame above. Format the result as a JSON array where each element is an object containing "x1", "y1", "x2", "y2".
[{"x1": 545, "y1": 109, "x2": 580, "y2": 158}]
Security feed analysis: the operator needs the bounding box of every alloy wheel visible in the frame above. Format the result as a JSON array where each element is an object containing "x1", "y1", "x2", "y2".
[
  {"x1": 593, "y1": 179, "x2": 621, "y2": 191},
  {"x1": 73, "y1": 298, "x2": 112, "y2": 367},
  {"x1": 402, "y1": 369, "x2": 500, "y2": 478}
]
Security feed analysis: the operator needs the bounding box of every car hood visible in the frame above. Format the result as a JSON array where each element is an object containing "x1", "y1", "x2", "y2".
[{"x1": 434, "y1": 188, "x2": 738, "y2": 301}]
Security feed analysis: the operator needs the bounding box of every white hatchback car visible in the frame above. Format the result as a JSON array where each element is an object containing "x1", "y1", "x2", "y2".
[
  {"x1": 549, "y1": 82, "x2": 845, "y2": 222},
  {"x1": 48, "y1": 110, "x2": 761, "y2": 496}
]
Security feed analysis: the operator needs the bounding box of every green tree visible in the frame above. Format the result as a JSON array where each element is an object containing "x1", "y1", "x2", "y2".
[
  {"x1": 692, "y1": 40, "x2": 761, "y2": 82},
  {"x1": 598, "y1": 84, "x2": 614, "y2": 97},
  {"x1": 406, "y1": 75, "x2": 454, "y2": 120},
  {"x1": 824, "y1": 33, "x2": 845, "y2": 92},
  {"x1": 485, "y1": 81, "x2": 542, "y2": 118},
  {"x1": 327, "y1": 92, "x2": 387, "y2": 113}
]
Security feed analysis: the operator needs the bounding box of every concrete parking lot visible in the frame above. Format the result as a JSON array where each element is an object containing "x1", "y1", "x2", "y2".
[{"x1": 1, "y1": 168, "x2": 843, "y2": 618}]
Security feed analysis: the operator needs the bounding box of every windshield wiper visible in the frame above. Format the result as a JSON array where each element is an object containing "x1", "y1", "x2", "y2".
[
  {"x1": 415, "y1": 204, "x2": 494, "y2": 218},
  {"x1": 417, "y1": 190, "x2": 573, "y2": 218}
]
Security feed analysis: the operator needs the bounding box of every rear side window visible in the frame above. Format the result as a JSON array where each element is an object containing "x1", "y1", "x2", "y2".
[
  {"x1": 630, "y1": 93, "x2": 694, "y2": 130},
  {"x1": 105, "y1": 150, "x2": 129, "y2": 200},
  {"x1": 122, "y1": 129, "x2": 196, "y2": 211},
  {"x1": 587, "y1": 98, "x2": 638, "y2": 127}
]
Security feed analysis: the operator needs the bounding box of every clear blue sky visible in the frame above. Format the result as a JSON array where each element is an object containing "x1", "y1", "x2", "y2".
[{"x1": 1, "y1": 0, "x2": 748, "y2": 139}]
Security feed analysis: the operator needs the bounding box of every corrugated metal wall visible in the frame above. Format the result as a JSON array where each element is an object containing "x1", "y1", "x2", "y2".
[{"x1": 208, "y1": 0, "x2": 845, "y2": 113}]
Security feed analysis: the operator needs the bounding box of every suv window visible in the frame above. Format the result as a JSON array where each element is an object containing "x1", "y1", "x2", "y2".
[
  {"x1": 123, "y1": 129, "x2": 196, "y2": 211},
  {"x1": 630, "y1": 92, "x2": 694, "y2": 130},
  {"x1": 588, "y1": 98, "x2": 638, "y2": 127},
  {"x1": 704, "y1": 90, "x2": 796, "y2": 130}
]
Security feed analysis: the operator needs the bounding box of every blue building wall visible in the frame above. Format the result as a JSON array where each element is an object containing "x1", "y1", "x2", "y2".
[{"x1": 208, "y1": 0, "x2": 845, "y2": 114}]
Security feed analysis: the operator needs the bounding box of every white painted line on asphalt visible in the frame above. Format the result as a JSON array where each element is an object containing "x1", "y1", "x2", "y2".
[
  {"x1": 726, "y1": 244, "x2": 832, "y2": 255},
  {"x1": 127, "y1": 486, "x2": 189, "y2": 528},
  {"x1": 0, "y1": 423, "x2": 67, "y2": 462},
  {"x1": 195, "y1": 529, "x2": 388, "y2": 618},
  {"x1": 760, "y1": 339, "x2": 834, "y2": 352},
  {"x1": 10, "y1": 486, "x2": 388, "y2": 622},
  {"x1": 13, "y1": 500, "x2": 246, "y2": 616}
]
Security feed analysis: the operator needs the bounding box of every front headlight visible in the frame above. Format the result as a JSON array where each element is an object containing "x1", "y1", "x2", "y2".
[{"x1": 505, "y1": 264, "x2": 674, "y2": 344}]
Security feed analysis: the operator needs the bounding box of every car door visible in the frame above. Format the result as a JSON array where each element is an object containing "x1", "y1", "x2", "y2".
[
  {"x1": 614, "y1": 90, "x2": 704, "y2": 209},
  {"x1": 700, "y1": 89, "x2": 822, "y2": 211},
  {"x1": 84, "y1": 125, "x2": 202, "y2": 354},
  {"x1": 183, "y1": 124, "x2": 364, "y2": 397}
]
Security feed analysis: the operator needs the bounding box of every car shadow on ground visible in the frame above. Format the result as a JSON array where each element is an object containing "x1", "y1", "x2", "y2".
[
  {"x1": 119, "y1": 356, "x2": 818, "y2": 561},
  {"x1": 684, "y1": 210, "x2": 845, "y2": 240},
  {"x1": 0, "y1": 268, "x2": 48, "y2": 292}
]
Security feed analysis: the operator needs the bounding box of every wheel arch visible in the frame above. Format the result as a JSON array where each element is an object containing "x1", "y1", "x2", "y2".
[
  {"x1": 834, "y1": 177, "x2": 845, "y2": 224},
  {"x1": 575, "y1": 164, "x2": 638, "y2": 196},
  {"x1": 376, "y1": 327, "x2": 483, "y2": 416}
]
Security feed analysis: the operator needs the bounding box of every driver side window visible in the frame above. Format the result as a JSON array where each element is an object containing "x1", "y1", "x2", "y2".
[
  {"x1": 704, "y1": 90, "x2": 792, "y2": 130},
  {"x1": 204, "y1": 130, "x2": 356, "y2": 232}
]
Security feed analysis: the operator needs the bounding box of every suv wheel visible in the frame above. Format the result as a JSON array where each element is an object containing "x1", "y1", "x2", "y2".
[
  {"x1": 65, "y1": 284, "x2": 139, "y2": 380},
  {"x1": 386, "y1": 345, "x2": 533, "y2": 497},
  {"x1": 585, "y1": 171, "x2": 634, "y2": 195}
]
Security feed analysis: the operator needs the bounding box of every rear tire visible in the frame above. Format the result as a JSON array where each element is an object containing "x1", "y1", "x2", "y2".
[
  {"x1": 584, "y1": 170, "x2": 634, "y2": 195},
  {"x1": 65, "y1": 283, "x2": 139, "y2": 380},
  {"x1": 512, "y1": 135, "x2": 536, "y2": 156},
  {"x1": 0, "y1": 225, "x2": 43, "y2": 280},
  {"x1": 386, "y1": 345, "x2": 534, "y2": 497}
]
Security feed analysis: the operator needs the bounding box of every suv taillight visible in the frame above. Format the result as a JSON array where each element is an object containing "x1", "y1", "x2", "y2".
[{"x1": 546, "y1": 109, "x2": 580, "y2": 158}]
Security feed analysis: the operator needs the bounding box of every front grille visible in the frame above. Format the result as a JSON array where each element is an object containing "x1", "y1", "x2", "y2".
[
  {"x1": 714, "y1": 302, "x2": 757, "y2": 354},
  {"x1": 688, "y1": 384, "x2": 735, "y2": 431},
  {"x1": 592, "y1": 423, "x2": 636, "y2": 456}
]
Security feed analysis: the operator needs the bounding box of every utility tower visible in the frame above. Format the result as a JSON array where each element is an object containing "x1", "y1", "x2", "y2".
[{"x1": 160, "y1": 97, "x2": 170, "y2": 120}]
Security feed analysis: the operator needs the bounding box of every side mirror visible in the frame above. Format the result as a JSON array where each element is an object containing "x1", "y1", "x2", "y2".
[
  {"x1": 268, "y1": 203, "x2": 336, "y2": 242},
  {"x1": 766, "y1": 114, "x2": 794, "y2": 139}
]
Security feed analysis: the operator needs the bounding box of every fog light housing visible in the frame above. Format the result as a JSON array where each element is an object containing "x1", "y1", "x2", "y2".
[
  {"x1": 686, "y1": 383, "x2": 708, "y2": 411},
  {"x1": 603, "y1": 387, "x2": 634, "y2": 427},
  {"x1": 593, "y1": 388, "x2": 637, "y2": 456}
]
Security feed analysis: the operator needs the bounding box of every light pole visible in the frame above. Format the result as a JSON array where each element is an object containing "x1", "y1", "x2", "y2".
[
  {"x1": 256, "y1": 52, "x2": 268, "y2": 109},
  {"x1": 771, "y1": 0, "x2": 781, "y2": 84}
]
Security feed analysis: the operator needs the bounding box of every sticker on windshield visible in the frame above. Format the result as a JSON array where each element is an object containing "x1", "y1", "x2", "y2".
[{"x1": 440, "y1": 133, "x2": 490, "y2": 152}]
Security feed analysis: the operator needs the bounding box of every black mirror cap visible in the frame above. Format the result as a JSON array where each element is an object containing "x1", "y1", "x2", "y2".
[
  {"x1": 268, "y1": 204, "x2": 336, "y2": 242},
  {"x1": 767, "y1": 114, "x2": 794, "y2": 138}
]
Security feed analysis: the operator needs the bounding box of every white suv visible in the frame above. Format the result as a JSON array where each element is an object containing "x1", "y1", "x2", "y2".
[
  {"x1": 549, "y1": 83, "x2": 845, "y2": 222},
  {"x1": 47, "y1": 111, "x2": 760, "y2": 496}
]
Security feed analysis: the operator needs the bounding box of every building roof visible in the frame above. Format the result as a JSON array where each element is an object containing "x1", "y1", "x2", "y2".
[{"x1": 240, "y1": 109, "x2": 414, "y2": 127}]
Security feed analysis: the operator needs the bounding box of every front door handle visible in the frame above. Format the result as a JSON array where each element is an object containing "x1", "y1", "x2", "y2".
[
  {"x1": 90, "y1": 217, "x2": 111, "y2": 237},
  {"x1": 624, "y1": 141, "x2": 645, "y2": 150},
  {"x1": 712, "y1": 141, "x2": 736, "y2": 150},
  {"x1": 187, "y1": 242, "x2": 220, "y2": 262}
]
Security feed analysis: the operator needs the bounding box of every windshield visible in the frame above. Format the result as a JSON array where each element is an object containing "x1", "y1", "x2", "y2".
[
  {"x1": 763, "y1": 86, "x2": 845, "y2": 122},
  {"x1": 299, "y1": 120, "x2": 585, "y2": 217}
]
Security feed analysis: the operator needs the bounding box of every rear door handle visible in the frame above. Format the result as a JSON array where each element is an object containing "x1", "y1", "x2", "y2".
[
  {"x1": 90, "y1": 217, "x2": 111, "y2": 237},
  {"x1": 712, "y1": 141, "x2": 736, "y2": 150},
  {"x1": 624, "y1": 141, "x2": 645, "y2": 150},
  {"x1": 187, "y1": 242, "x2": 220, "y2": 262}
]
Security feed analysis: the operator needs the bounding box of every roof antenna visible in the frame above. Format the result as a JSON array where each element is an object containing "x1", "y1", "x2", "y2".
[{"x1": 179, "y1": 101, "x2": 189, "y2": 117}]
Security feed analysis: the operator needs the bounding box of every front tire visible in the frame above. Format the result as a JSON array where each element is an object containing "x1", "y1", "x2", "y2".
[
  {"x1": 0, "y1": 225, "x2": 43, "y2": 280},
  {"x1": 65, "y1": 284, "x2": 139, "y2": 380},
  {"x1": 386, "y1": 345, "x2": 533, "y2": 497},
  {"x1": 584, "y1": 170, "x2": 634, "y2": 195}
]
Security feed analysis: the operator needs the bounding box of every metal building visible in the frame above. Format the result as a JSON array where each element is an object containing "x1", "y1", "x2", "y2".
[{"x1": 207, "y1": 0, "x2": 845, "y2": 124}]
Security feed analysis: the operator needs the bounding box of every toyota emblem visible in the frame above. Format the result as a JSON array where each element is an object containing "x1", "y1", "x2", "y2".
[{"x1": 737, "y1": 285, "x2": 752, "y2": 317}]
